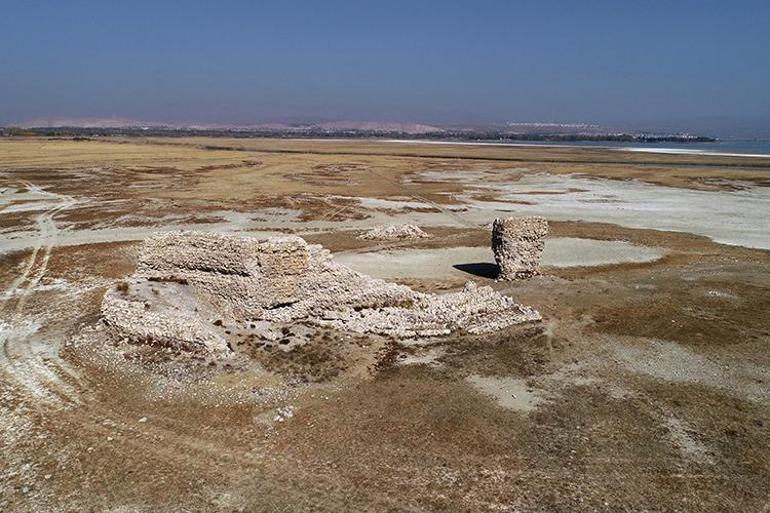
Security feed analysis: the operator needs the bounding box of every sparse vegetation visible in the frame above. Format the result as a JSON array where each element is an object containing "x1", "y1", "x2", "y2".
[{"x1": 1, "y1": 136, "x2": 768, "y2": 512}]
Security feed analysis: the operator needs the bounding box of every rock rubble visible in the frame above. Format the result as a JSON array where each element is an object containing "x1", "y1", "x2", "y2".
[
  {"x1": 102, "y1": 231, "x2": 541, "y2": 353},
  {"x1": 358, "y1": 224, "x2": 429, "y2": 240}
]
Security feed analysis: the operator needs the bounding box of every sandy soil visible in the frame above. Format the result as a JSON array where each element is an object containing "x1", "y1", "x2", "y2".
[{"x1": 1, "y1": 137, "x2": 769, "y2": 512}]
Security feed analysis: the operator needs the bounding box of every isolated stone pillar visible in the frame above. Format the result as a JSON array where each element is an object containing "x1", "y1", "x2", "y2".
[{"x1": 491, "y1": 216, "x2": 548, "y2": 280}]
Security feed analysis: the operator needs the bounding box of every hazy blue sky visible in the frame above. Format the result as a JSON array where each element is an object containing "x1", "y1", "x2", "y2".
[{"x1": 1, "y1": 0, "x2": 769, "y2": 133}]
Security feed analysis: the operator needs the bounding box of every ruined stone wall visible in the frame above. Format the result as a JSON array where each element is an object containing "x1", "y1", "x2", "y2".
[
  {"x1": 358, "y1": 224, "x2": 429, "y2": 241},
  {"x1": 491, "y1": 216, "x2": 549, "y2": 280},
  {"x1": 102, "y1": 231, "x2": 541, "y2": 353}
]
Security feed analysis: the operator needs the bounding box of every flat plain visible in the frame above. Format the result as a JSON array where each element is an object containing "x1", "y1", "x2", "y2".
[{"x1": 1, "y1": 136, "x2": 769, "y2": 512}]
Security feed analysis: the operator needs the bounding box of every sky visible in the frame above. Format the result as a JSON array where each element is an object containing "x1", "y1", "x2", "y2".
[{"x1": 1, "y1": 0, "x2": 769, "y2": 134}]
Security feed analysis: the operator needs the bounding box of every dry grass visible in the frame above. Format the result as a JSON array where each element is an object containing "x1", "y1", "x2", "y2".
[{"x1": 1, "y1": 136, "x2": 769, "y2": 512}]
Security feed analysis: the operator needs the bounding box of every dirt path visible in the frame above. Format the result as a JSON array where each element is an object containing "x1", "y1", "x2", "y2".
[
  {"x1": 8, "y1": 182, "x2": 75, "y2": 312},
  {"x1": 0, "y1": 182, "x2": 81, "y2": 405}
]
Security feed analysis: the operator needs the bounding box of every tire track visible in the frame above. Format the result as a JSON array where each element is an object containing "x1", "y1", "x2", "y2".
[{"x1": 0, "y1": 181, "x2": 81, "y2": 405}]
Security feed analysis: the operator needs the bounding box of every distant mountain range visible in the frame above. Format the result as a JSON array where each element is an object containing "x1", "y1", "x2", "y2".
[
  {"x1": 4, "y1": 118, "x2": 717, "y2": 143},
  {"x1": 15, "y1": 117, "x2": 169, "y2": 129},
  {"x1": 14, "y1": 118, "x2": 446, "y2": 134}
]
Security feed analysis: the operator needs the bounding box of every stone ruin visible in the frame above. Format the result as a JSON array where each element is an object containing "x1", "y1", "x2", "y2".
[
  {"x1": 492, "y1": 216, "x2": 549, "y2": 280},
  {"x1": 102, "y1": 231, "x2": 541, "y2": 354},
  {"x1": 358, "y1": 224, "x2": 429, "y2": 241}
]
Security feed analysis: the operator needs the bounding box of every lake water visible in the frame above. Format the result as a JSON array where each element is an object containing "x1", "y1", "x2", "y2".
[
  {"x1": 541, "y1": 139, "x2": 770, "y2": 157},
  {"x1": 391, "y1": 139, "x2": 770, "y2": 157}
]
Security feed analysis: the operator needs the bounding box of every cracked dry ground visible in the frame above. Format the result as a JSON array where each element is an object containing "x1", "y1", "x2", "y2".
[{"x1": 1, "y1": 137, "x2": 769, "y2": 512}]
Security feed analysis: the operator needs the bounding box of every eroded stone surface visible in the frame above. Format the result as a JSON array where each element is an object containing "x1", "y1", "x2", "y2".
[
  {"x1": 492, "y1": 216, "x2": 549, "y2": 280},
  {"x1": 101, "y1": 231, "x2": 540, "y2": 353},
  {"x1": 358, "y1": 224, "x2": 429, "y2": 241}
]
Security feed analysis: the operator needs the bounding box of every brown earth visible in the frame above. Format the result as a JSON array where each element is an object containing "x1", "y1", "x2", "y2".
[{"x1": 0, "y1": 137, "x2": 768, "y2": 512}]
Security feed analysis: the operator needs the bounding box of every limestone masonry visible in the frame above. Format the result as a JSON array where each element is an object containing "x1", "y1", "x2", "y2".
[
  {"x1": 491, "y1": 216, "x2": 549, "y2": 280},
  {"x1": 358, "y1": 224, "x2": 430, "y2": 240},
  {"x1": 102, "y1": 231, "x2": 541, "y2": 353}
]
